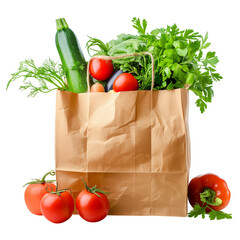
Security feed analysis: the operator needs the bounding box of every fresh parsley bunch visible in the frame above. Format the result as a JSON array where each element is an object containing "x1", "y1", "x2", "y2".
[{"x1": 86, "y1": 17, "x2": 222, "y2": 113}]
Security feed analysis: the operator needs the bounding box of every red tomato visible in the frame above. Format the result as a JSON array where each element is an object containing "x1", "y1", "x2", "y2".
[
  {"x1": 24, "y1": 183, "x2": 56, "y2": 215},
  {"x1": 76, "y1": 189, "x2": 110, "y2": 222},
  {"x1": 89, "y1": 58, "x2": 114, "y2": 81},
  {"x1": 113, "y1": 73, "x2": 139, "y2": 92},
  {"x1": 24, "y1": 170, "x2": 56, "y2": 215},
  {"x1": 40, "y1": 191, "x2": 74, "y2": 223},
  {"x1": 188, "y1": 173, "x2": 231, "y2": 211}
]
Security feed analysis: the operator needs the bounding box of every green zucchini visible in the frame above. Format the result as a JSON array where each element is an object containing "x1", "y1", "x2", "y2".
[{"x1": 55, "y1": 18, "x2": 87, "y2": 93}]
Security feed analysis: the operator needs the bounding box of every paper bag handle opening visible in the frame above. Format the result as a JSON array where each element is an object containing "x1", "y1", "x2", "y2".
[{"x1": 86, "y1": 52, "x2": 155, "y2": 92}]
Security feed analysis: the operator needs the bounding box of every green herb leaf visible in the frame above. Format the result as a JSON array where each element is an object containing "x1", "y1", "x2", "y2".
[
  {"x1": 132, "y1": 17, "x2": 148, "y2": 35},
  {"x1": 196, "y1": 99, "x2": 207, "y2": 113},
  {"x1": 184, "y1": 29, "x2": 201, "y2": 39},
  {"x1": 150, "y1": 28, "x2": 161, "y2": 36},
  {"x1": 164, "y1": 67, "x2": 171, "y2": 78},
  {"x1": 186, "y1": 72, "x2": 195, "y2": 85},
  {"x1": 188, "y1": 204, "x2": 206, "y2": 219},
  {"x1": 208, "y1": 210, "x2": 232, "y2": 220},
  {"x1": 202, "y1": 42, "x2": 211, "y2": 50},
  {"x1": 7, "y1": 58, "x2": 68, "y2": 97},
  {"x1": 203, "y1": 52, "x2": 219, "y2": 67},
  {"x1": 167, "y1": 82, "x2": 174, "y2": 90},
  {"x1": 176, "y1": 48, "x2": 188, "y2": 57},
  {"x1": 188, "y1": 41, "x2": 201, "y2": 58},
  {"x1": 188, "y1": 204, "x2": 232, "y2": 220}
]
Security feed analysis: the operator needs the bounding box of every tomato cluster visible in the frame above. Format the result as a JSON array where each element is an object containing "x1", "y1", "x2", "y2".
[
  {"x1": 24, "y1": 171, "x2": 109, "y2": 224},
  {"x1": 89, "y1": 58, "x2": 139, "y2": 92}
]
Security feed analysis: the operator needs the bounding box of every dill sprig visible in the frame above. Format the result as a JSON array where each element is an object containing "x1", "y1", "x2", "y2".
[{"x1": 7, "y1": 58, "x2": 69, "y2": 97}]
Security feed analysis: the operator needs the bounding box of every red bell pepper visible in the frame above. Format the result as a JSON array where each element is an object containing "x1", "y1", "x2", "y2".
[{"x1": 188, "y1": 173, "x2": 232, "y2": 220}]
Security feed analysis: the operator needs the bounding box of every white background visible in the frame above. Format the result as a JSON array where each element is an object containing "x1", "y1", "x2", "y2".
[{"x1": 0, "y1": 0, "x2": 239, "y2": 239}]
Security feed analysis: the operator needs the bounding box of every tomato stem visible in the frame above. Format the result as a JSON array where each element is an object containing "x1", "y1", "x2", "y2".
[
  {"x1": 47, "y1": 182, "x2": 72, "y2": 196},
  {"x1": 41, "y1": 170, "x2": 55, "y2": 183},
  {"x1": 81, "y1": 178, "x2": 110, "y2": 197},
  {"x1": 23, "y1": 170, "x2": 55, "y2": 187}
]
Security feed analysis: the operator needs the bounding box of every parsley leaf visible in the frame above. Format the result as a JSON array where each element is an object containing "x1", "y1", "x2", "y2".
[
  {"x1": 188, "y1": 204, "x2": 232, "y2": 220},
  {"x1": 188, "y1": 204, "x2": 206, "y2": 219},
  {"x1": 132, "y1": 17, "x2": 147, "y2": 35},
  {"x1": 188, "y1": 189, "x2": 232, "y2": 220},
  {"x1": 208, "y1": 210, "x2": 232, "y2": 220}
]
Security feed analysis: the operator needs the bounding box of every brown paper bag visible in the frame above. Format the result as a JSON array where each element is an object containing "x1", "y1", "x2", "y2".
[{"x1": 55, "y1": 53, "x2": 190, "y2": 216}]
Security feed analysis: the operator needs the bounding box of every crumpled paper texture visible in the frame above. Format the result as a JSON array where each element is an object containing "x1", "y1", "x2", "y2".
[{"x1": 55, "y1": 89, "x2": 190, "y2": 216}]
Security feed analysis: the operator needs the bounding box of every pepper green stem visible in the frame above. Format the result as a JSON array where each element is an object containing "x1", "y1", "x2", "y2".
[
  {"x1": 200, "y1": 188, "x2": 222, "y2": 206},
  {"x1": 56, "y1": 18, "x2": 69, "y2": 31}
]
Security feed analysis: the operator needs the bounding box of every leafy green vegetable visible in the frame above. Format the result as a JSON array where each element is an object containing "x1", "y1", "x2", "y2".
[
  {"x1": 86, "y1": 18, "x2": 222, "y2": 113},
  {"x1": 7, "y1": 58, "x2": 68, "y2": 97},
  {"x1": 188, "y1": 203, "x2": 232, "y2": 220}
]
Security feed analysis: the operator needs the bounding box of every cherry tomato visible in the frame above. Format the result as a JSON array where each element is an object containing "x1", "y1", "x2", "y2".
[
  {"x1": 89, "y1": 58, "x2": 114, "y2": 81},
  {"x1": 113, "y1": 73, "x2": 139, "y2": 92},
  {"x1": 40, "y1": 191, "x2": 74, "y2": 223},
  {"x1": 24, "y1": 170, "x2": 56, "y2": 215},
  {"x1": 76, "y1": 181, "x2": 110, "y2": 222},
  {"x1": 91, "y1": 82, "x2": 105, "y2": 92},
  {"x1": 188, "y1": 173, "x2": 231, "y2": 211}
]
